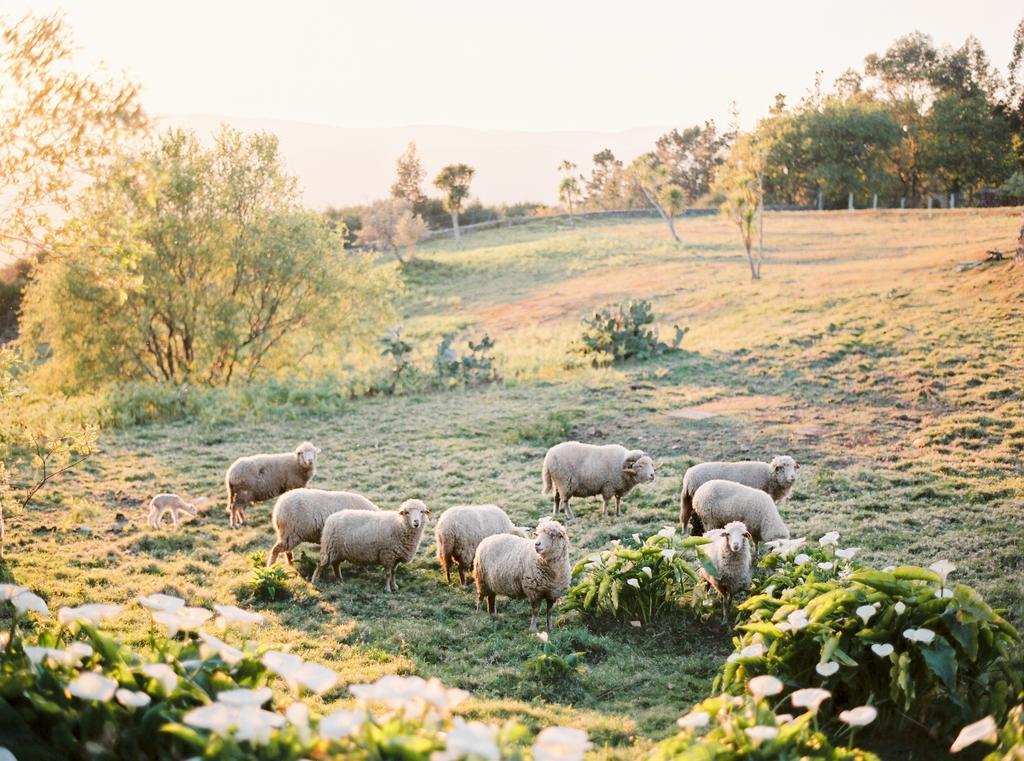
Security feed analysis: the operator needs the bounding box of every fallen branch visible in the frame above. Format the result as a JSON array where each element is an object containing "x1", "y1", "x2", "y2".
[{"x1": 956, "y1": 250, "x2": 1012, "y2": 272}]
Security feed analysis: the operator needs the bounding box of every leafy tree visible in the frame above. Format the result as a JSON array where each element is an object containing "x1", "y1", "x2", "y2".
[
  {"x1": 557, "y1": 160, "x2": 582, "y2": 223},
  {"x1": 390, "y1": 142, "x2": 427, "y2": 214},
  {"x1": 653, "y1": 122, "x2": 728, "y2": 202},
  {"x1": 629, "y1": 154, "x2": 686, "y2": 243},
  {"x1": 358, "y1": 198, "x2": 428, "y2": 264},
  {"x1": 433, "y1": 163, "x2": 475, "y2": 243},
  {"x1": 20, "y1": 127, "x2": 396, "y2": 389},
  {"x1": 712, "y1": 134, "x2": 764, "y2": 279},
  {"x1": 584, "y1": 149, "x2": 629, "y2": 209},
  {"x1": 0, "y1": 13, "x2": 147, "y2": 254}
]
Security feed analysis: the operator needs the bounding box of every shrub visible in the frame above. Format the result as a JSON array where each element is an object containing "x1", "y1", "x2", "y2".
[
  {"x1": 524, "y1": 632, "x2": 586, "y2": 683},
  {"x1": 714, "y1": 536, "x2": 1022, "y2": 737},
  {"x1": 242, "y1": 553, "x2": 292, "y2": 602},
  {"x1": 560, "y1": 527, "x2": 705, "y2": 625},
  {"x1": 651, "y1": 691, "x2": 881, "y2": 760},
  {"x1": 573, "y1": 300, "x2": 685, "y2": 366},
  {"x1": 371, "y1": 329, "x2": 417, "y2": 395},
  {"x1": 433, "y1": 333, "x2": 500, "y2": 387}
]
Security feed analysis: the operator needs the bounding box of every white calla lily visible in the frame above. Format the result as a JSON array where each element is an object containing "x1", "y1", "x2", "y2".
[
  {"x1": 67, "y1": 671, "x2": 118, "y2": 702},
  {"x1": 839, "y1": 705, "x2": 877, "y2": 727},
  {"x1": 532, "y1": 726, "x2": 592, "y2": 761},
  {"x1": 950, "y1": 715, "x2": 998, "y2": 753},
  {"x1": 676, "y1": 711, "x2": 710, "y2": 729}
]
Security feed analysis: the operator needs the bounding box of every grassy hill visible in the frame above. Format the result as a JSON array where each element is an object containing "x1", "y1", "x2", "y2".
[{"x1": 5, "y1": 209, "x2": 1022, "y2": 758}]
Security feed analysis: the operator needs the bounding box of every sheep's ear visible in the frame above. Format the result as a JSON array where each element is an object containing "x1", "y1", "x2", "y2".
[
  {"x1": 314, "y1": 447, "x2": 322, "y2": 454},
  {"x1": 744, "y1": 531, "x2": 753, "y2": 543},
  {"x1": 795, "y1": 463, "x2": 800, "y2": 469}
]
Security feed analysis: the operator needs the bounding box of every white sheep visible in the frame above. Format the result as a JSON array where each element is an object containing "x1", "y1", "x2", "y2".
[
  {"x1": 312, "y1": 499, "x2": 430, "y2": 592},
  {"x1": 224, "y1": 442, "x2": 320, "y2": 529},
  {"x1": 266, "y1": 488, "x2": 380, "y2": 568},
  {"x1": 434, "y1": 504, "x2": 529, "y2": 585},
  {"x1": 542, "y1": 442, "x2": 656, "y2": 520},
  {"x1": 473, "y1": 519, "x2": 571, "y2": 631},
  {"x1": 699, "y1": 520, "x2": 754, "y2": 621},
  {"x1": 679, "y1": 456, "x2": 798, "y2": 534},
  {"x1": 147, "y1": 494, "x2": 197, "y2": 530},
  {"x1": 689, "y1": 479, "x2": 790, "y2": 546}
]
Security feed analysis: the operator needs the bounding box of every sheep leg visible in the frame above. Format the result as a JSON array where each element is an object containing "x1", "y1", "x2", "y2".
[
  {"x1": 285, "y1": 550, "x2": 294, "y2": 567},
  {"x1": 551, "y1": 494, "x2": 560, "y2": 517},
  {"x1": 171, "y1": 509, "x2": 181, "y2": 530},
  {"x1": 545, "y1": 598, "x2": 554, "y2": 632},
  {"x1": 563, "y1": 496, "x2": 576, "y2": 522},
  {"x1": 311, "y1": 563, "x2": 326, "y2": 584},
  {"x1": 601, "y1": 496, "x2": 609, "y2": 517},
  {"x1": 384, "y1": 564, "x2": 394, "y2": 593},
  {"x1": 614, "y1": 496, "x2": 622, "y2": 516},
  {"x1": 457, "y1": 564, "x2": 467, "y2": 586},
  {"x1": 529, "y1": 600, "x2": 540, "y2": 632},
  {"x1": 266, "y1": 542, "x2": 285, "y2": 567},
  {"x1": 332, "y1": 561, "x2": 342, "y2": 580},
  {"x1": 487, "y1": 595, "x2": 496, "y2": 615},
  {"x1": 147, "y1": 507, "x2": 158, "y2": 529},
  {"x1": 443, "y1": 557, "x2": 452, "y2": 584}
]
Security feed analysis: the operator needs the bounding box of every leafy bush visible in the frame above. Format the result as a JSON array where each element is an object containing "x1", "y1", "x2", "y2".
[
  {"x1": 371, "y1": 329, "x2": 418, "y2": 395},
  {"x1": 0, "y1": 588, "x2": 589, "y2": 761},
  {"x1": 714, "y1": 537, "x2": 1022, "y2": 736},
  {"x1": 433, "y1": 333, "x2": 500, "y2": 387},
  {"x1": 651, "y1": 691, "x2": 881, "y2": 760},
  {"x1": 242, "y1": 554, "x2": 292, "y2": 602},
  {"x1": 561, "y1": 527, "x2": 706, "y2": 625},
  {"x1": 573, "y1": 300, "x2": 685, "y2": 366},
  {"x1": 524, "y1": 632, "x2": 585, "y2": 683}
]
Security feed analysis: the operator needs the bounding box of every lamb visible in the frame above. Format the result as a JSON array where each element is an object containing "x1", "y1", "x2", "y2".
[
  {"x1": 689, "y1": 479, "x2": 790, "y2": 546},
  {"x1": 541, "y1": 442, "x2": 656, "y2": 520},
  {"x1": 679, "y1": 456, "x2": 798, "y2": 535},
  {"x1": 312, "y1": 499, "x2": 430, "y2": 592},
  {"x1": 434, "y1": 504, "x2": 529, "y2": 585},
  {"x1": 473, "y1": 519, "x2": 571, "y2": 632},
  {"x1": 266, "y1": 489, "x2": 380, "y2": 568},
  {"x1": 147, "y1": 494, "x2": 197, "y2": 530},
  {"x1": 224, "y1": 442, "x2": 320, "y2": 529},
  {"x1": 699, "y1": 520, "x2": 754, "y2": 621}
]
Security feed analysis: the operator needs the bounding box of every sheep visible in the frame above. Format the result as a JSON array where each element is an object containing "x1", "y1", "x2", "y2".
[
  {"x1": 312, "y1": 499, "x2": 430, "y2": 592},
  {"x1": 542, "y1": 442, "x2": 656, "y2": 520},
  {"x1": 473, "y1": 519, "x2": 571, "y2": 632},
  {"x1": 699, "y1": 521, "x2": 754, "y2": 621},
  {"x1": 266, "y1": 489, "x2": 380, "y2": 568},
  {"x1": 689, "y1": 479, "x2": 790, "y2": 548},
  {"x1": 147, "y1": 494, "x2": 197, "y2": 530},
  {"x1": 434, "y1": 504, "x2": 529, "y2": 585},
  {"x1": 224, "y1": 442, "x2": 320, "y2": 529},
  {"x1": 679, "y1": 456, "x2": 798, "y2": 535}
]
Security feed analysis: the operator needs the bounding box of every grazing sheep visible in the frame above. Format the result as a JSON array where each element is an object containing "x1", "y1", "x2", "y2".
[
  {"x1": 474, "y1": 519, "x2": 571, "y2": 632},
  {"x1": 542, "y1": 442, "x2": 656, "y2": 520},
  {"x1": 266, "y1": 489, "x2": 380, "y2": 568},
  {"x1": 312, "y1": 499, "x2": 430, "y2": 592},
  {"x1": 225, "y1": 442, "x2": 320, "y2": 529},
  {"x1": 679, "y1": 456, "x2": 798, "y2": 535},
  {"x1": 699, "y1": 520, "x2": 754, "y2": 620},
  {"x1": 434, "y1": 504, "x2": 529, "y2": 585},
  {"x1": 690, "y1": 479, "x2": 790, "y2": 546},
  {"x1": 147, "y1": 494, "x2": 197, "y2": 530}
]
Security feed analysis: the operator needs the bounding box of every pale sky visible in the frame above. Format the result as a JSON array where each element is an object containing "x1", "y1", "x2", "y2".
[{"x1": 4, "y1": 0, "x2": 1022, "y2": 132}]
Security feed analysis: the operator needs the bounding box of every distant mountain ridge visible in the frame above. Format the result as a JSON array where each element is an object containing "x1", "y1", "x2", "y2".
[{"x1": 160, "y1": 115, "x2": 671, "y2": 208}]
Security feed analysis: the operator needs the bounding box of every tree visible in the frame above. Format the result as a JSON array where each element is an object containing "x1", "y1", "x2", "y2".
[
  {"x1": 0, "y1": 13, "x2": 147, "y2": 254},
  {"x1": 20, "y1": 127, "x2": 396, "y2": 389},
  {"x1": 629, "y1": 154, "x2": 686, "y2": 243},
  {"x1": 557, "y1": 160, "x2": 582, "y2": 223},
  {"x1": 433, "y1": 164, "x2": 475, "y2": 244},
  {"x1": 359, "y1": 198, "x2": 428, "y2": 264},
  {"x1": 653, "y1": 122, "x2": 728, "y2": 202},
  {"x1": 390, "y1": 142, "x2": 426, "y2": 214},
  {"x1": 712, "y1": 134, "x2": 765, "y2": 280}
]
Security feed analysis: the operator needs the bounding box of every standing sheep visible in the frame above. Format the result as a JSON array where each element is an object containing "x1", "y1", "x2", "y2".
[
  {"x1": 474, "y1": 519, "x2": 571, "y2": 632},
  {"x1": 266, "y1": 489, "x2": 380, "y2": 568},
  {"x1": 542, "y1": 442, "x2": 656, "y2": 520},
  {"x1": 224, "y1": 442, "x2": 320, "y2": 529},
  {"x1": 679, "y1": 456, "x2": 798, "y2": 535},
  {"x1": 699, "y1": 520, "x2": 754, "y2": 621},
  {"x1": 147, "y1": 494, "x2": 197, "y2": 530},
  {"x1": 312, "y1": 499, "x2": 430, "y2": 592},
  {"x1": 689, "y1": 479, "x2": 790, "y2": 545},
  {"x1": 434, "y1": 504, "x2": 529, "y2": 585}
]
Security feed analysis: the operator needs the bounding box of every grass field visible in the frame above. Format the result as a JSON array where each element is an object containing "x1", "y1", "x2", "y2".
[{"x1": 4, "y1": 208, "x2": 1023, "y2": 758}]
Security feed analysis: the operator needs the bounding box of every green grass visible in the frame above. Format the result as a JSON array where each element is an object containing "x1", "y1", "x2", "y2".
[{"x1": 4, "y1": 209, "x2": 1023, "y2": 759}]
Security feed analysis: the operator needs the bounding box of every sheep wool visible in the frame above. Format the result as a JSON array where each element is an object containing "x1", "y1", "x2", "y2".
[
  {"x1": 224, "y1": 441, "x2": 320, "y2": 529},
  {"x1": 679, "y1": 456, "x2": 798, "y2": 534},
  {"x1": 313, "y1": 499, "x2": 430, "y2": 593},
  {"x1": 542, "y1": 441, "x2": 656, "y2": 520},
  {"x1": 435, "y1": 504, "x2": 528, "y2": 585},
  {"x1": 474, "y1": 519, "x2": 571, "y2": 632},
  {"x1": 690, "y1": 479, "x2": 791, "y2": 545},
  {"x1": 700, "y1": 521, "x2": 754, "y2": 620},
  {"x1": 266, "y1": 489, "x2": 380, "y2": 568}
]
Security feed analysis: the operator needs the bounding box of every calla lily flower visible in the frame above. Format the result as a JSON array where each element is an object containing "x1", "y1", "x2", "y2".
[
  {"x1": 141, "y1": 663, "x2": 178, "y2": 694},
  {"x1": 11, "y1": 592, "x2": 49, "y2": 617},
  {"x1": 152, "y1": 607, "x2": 212, "y2": 636},
  {"x1": 817, "y1": 561, "x2": 834, "y2": 571},
  {"x1": 839, "y1": 705, "x2": 878, "y2": 727},
  {"x1": 871, "y1": 643, "x2": 894, "y2": 657},
  {"x1": 213, "y1": 604, "x2": 264, "y2": 632},
  {"x1": 626, "y1": 578, "x2": 641, "y2": 589},
  {"x1": 903, "y1": 627, "x2": 936, "y2": 645},
  {"x1": 318, "y1": 709, "x2": 366, "y2": 740},
  {"x1": 658, "y1": 526, "x2": 677, "y2": 539},
  {"x1": 749, "y1": 675, "x2": 783, "y2": 700},
  {"x1": 661, "y1": 549, "x2": 676, "y2": 559},
  {"x1": 950, "y1": 715, "x2": 998, "y2": 753},
  {"x1": 198, "y1": 630, "x2": 244, "y2": 665},
  {"x1": 116, "y1": 688, "x2": 152, "y2": 708},
  {"x1": 794, "y1": 553, "x2": 811, "y2": 565},
  {"x1": 929, "y1": 560, "x2": 955, "y2": 585},
  {"x1": 819, "y1": 531, "x2": 840, "y2": 547},
  {"x1": 745, "y1": 726, "x2": 779, "y2": 747},
  {"x1": 216, "y1": 686, "x2": 273, "y2": 707},
  {"x1": 791, "y1": 687, "x2": 831, "y2": 711},
  {"x1": 532, "y1": 726, "x2": 592, "y2": 761},
  {"x1": 856, "y1": 605, "x2": 877, "y2": 625},
  {"x1": 137, "y1": 594, "x2": 185, "y2": 613},
  {"x1": 894, "y1": 601, "x2": 906, "y2": 615},
  {"x1": 739, "y1": 643, "x2": 765, "y2": 659},
  {"x1": 836, "y1": 547, "x2": 859, "y2": 560},
  {"x1": 435, "y1": 717, "x2": 501, "y2": 761},
  {"x1": 58, "y1": 604, "x2": 123, "y2": 627},
  {"x1": 816, "y1": 661, "x2": 839, "y2": 677},
  {"x1": 676, "y1": 711, "x2": 710, "y2": 729},
  {"x1": 0, "y1": 584, "x2": 28, "y2": 601},
  {"x1": 67, "y1": 672, "x2": 118, "y2": 702}
]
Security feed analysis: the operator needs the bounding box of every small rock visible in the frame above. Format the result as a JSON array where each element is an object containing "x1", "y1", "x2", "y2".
[{"x1": 912, "y1": 437, "x2": 927, "y2": 448}]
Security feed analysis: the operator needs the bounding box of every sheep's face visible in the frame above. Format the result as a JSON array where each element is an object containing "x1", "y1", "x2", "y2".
[
  {"x1": 533, "y1": 521, "x2": 567, "y2": 558},
  {"x1": 625, "y1": 454, "x2": 656, "y2": 484},
  {"x1": 722, "y1": 521, "x2": 751, "y2": 554},
  {"x1": 772, "y1": 456, "x2": 798, "y2": 487},
  {"x1": 182, "y1": 502, "x2": 198, "y2": 516},
  {"x1": 295, "y1": 442, "x2": 320, "y2": 468},
  {"x1": 399, "y1": 500, "x2": 429, "y2": 530}
]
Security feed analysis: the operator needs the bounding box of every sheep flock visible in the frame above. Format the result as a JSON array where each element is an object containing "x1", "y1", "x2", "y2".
[{"x1": 148, "y1": 439, "x2": 804, "y2": 631}]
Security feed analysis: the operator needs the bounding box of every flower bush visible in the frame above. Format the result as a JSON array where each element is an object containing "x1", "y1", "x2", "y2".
[
  {"x1": 573, "y1": 300, "x2": 684, "y2": 366},
  {"x1": 0, "y1": 589, "x2": 591, "y2": 761},
  {"x1": 713, "y1": 535, "x2": 1021, "y2": 736},
  {"x1": 524, "y1": 631, "x2": 585, "y2": 683},
  {"x1": 560, "y1": 527, "x2": 706, "y2": 625},
  {"x1": 650, "y1": 689, "x2": 880, "y2": 760}
]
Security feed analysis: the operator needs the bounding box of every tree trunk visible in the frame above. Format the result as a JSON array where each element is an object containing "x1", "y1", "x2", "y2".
[
  {"x1": 451, "y1": 211, "x2": 461, "y2": 244},
  {"x1": 1017, "y1": 209, "x2": 1024, "y2": 264},
  {"x1": 639, "y1": 185, "x2": 680, "y2": 243}
]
